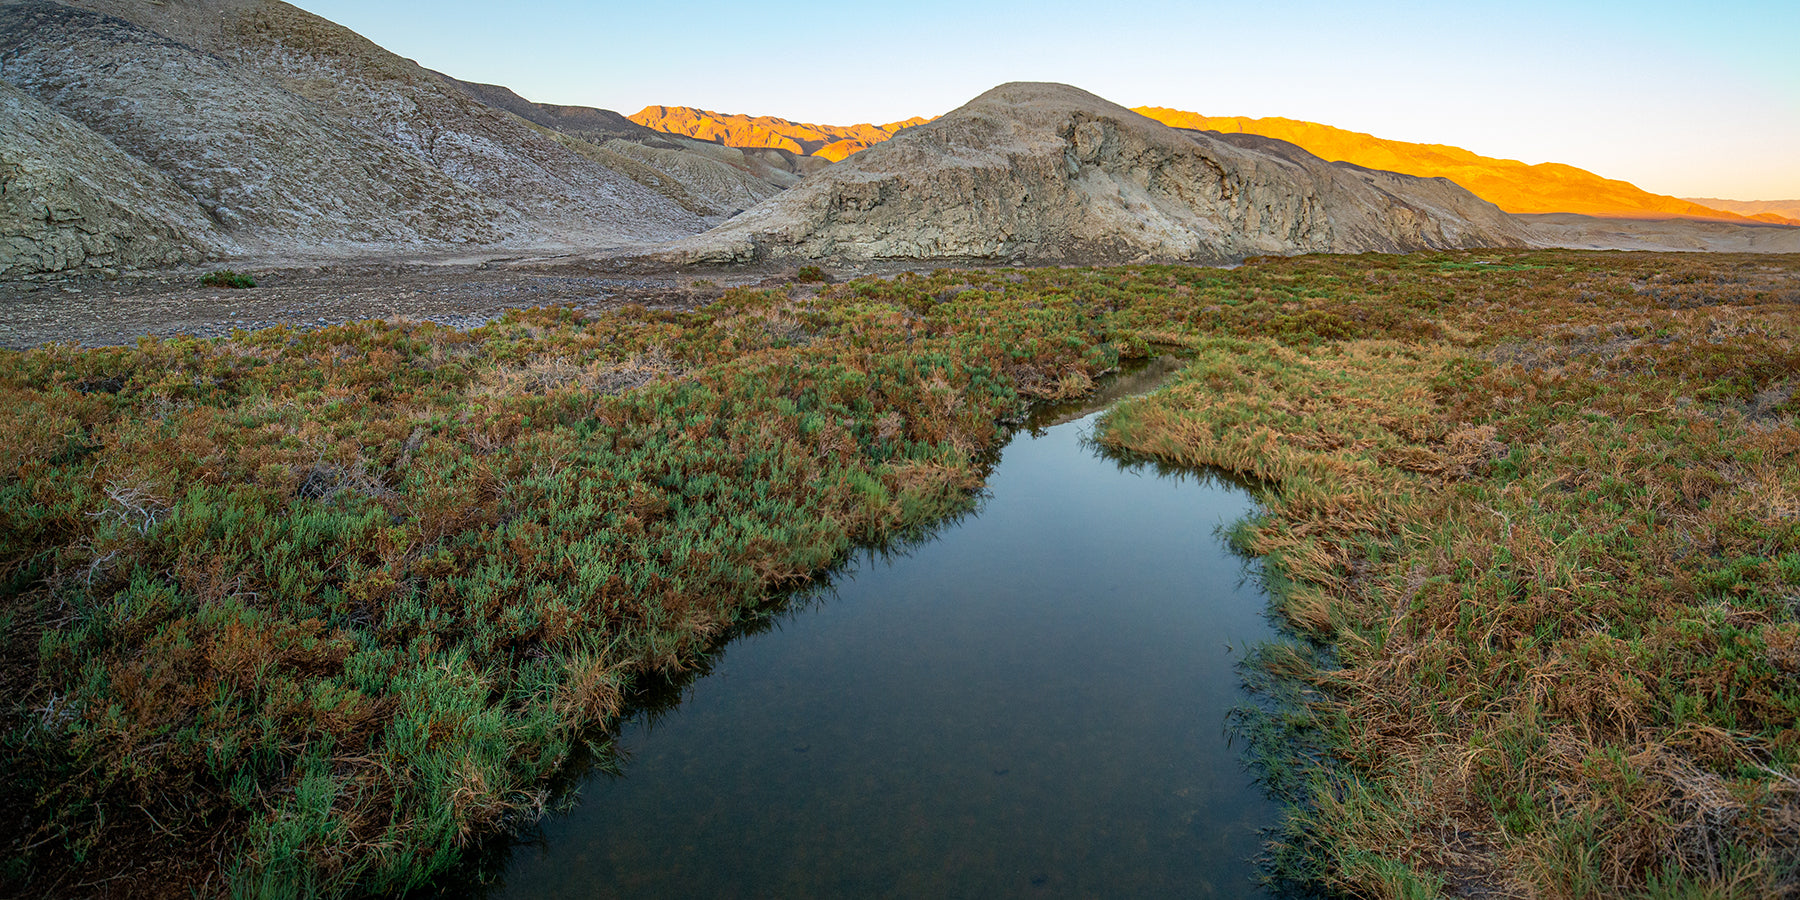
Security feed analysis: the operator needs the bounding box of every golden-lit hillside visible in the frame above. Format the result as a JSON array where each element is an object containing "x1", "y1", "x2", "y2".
[
  {"x1": 1682, "y1": 197, "x2": 1800, "y2": 225},
  {"x1": 1133, "y1": 108, "x2": 1761, "y2": 222},
  {"x1": 631, "y1": 102, "x2": 1787, "y2": 226},
  {"x1": 629, "y1": 107, "x2": 931, "y2": 162}
]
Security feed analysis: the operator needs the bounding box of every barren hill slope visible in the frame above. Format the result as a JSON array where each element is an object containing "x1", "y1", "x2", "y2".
[
  {"x1": 658, "y1": 83, "x2": 1529, "y2": 266},
  {"x1": 443, "y1": 78, "x2": 809, "y2": 213},
  {"x1": 1, "y1": 1, "x2": 527, "y2": 264},
  {"x1": 1133, "y1": 108, "x2": 1760, "y2": 223},
  {"x1": 0, "y1": 80, "x2": 232, "y2": 274},
  {"x1": 0, "y1": 0, "x2": 790, "y2": 276}
]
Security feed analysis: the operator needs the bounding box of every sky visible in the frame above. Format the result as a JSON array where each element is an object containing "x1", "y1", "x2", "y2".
[{"x1": 290, "y1": 0, "x2": 1800, "y2": 200}]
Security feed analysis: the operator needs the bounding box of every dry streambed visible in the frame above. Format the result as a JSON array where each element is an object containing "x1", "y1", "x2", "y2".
[
  {"x1": 0, "y1": 262, "x2": 722, "y2": 349},
  {"x1": 0, "y1": 255, "x2": 948, "y2": 350}
]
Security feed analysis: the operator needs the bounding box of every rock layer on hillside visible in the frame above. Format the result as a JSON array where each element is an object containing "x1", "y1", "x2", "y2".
[
  {"x1": 658, "y1": 83, "x2": 1531, "y2": 266},
  {"x1": 0, "y1": 0, "x2": 782, "y2": 277},
  {"x1": 0, "y1": 82, "x2": 230, "y2": 275}
]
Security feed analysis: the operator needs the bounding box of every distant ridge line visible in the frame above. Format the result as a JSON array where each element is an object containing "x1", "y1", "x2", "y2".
[
  {"x1": 628, "y1": 106, "x2": 934, "y2": 162},
  {"x1": 1680, "y1": 197, "x2": 1800, "y2": 226},
  {"x1": 629, "y1": 100, "x2": 1784, "y2": 225},
  {"x1": 1132, "y1": 108, "x2": 1768, "y2": 224}
]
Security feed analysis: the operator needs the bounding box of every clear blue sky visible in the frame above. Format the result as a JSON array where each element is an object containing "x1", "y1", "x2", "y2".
[{"x1": 290, "y1": 0, "x2": 1799, "y2": 200}]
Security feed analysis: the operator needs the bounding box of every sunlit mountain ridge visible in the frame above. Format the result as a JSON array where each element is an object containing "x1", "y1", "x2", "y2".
[
  {"x1": 1133, "y1": 109, "x2": 1791, "y2": 224},
  {"x1": 628, "y1": 106, "x2": 933, "y2": 162},
  {"x1": 629, "y1": 102, "x2": 1793, "y2": 224}
]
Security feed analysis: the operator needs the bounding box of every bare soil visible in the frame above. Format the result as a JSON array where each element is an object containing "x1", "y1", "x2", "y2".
[
  {"x1": 0, "y1": 250, "x2": 838, "y2": 349},
  {"x1": 0, "y1": 241, "x2": 1046, "y2": 350}
]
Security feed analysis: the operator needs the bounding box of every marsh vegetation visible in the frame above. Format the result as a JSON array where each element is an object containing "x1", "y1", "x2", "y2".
[
  {"x1": 3, "y1": 250, "x2": 1797, "y2": 897},
  {"x1": 479, "y1": 394, "x2": 1277, "y2": 899}
]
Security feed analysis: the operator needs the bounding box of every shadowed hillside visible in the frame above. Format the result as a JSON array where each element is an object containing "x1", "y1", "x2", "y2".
[{"x1": 0, "y1": 0, "x2": 804, "y2": 276}]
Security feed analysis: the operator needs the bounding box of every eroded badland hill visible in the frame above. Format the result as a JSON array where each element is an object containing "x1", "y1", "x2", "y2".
[
  {"x1": 3, "y1": 0, "x2": 1797, "y2": 283},
  {"x1": 655, "y1": 83, "x2": 1531, "y2": 265},
  {"x1": 0, "y1": 0, "x2": 813, "y2": 278}
]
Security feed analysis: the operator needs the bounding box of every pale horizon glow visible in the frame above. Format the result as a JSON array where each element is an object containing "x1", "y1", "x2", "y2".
[{"x1": 289, "y1": 0, "x2": 1800, "y2": 200}]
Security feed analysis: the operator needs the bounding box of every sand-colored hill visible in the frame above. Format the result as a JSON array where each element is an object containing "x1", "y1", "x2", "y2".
[
  {"x1": 657, "y1": 83, "x2": 1529, "y2": 266},
  {"x1": 630, "y1": 107, "x2": 933, "y2": 162},
  {"x1": 1681, "y1": 198, "x2": 1800, "y2": 226},
  {"x1": 1132, "y1": 108, "x2": 1765, "y2": 223}
]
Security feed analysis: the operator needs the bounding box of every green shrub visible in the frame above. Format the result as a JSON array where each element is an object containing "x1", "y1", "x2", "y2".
[{"x1": 200, "y1": 270, "x2": 257, "y2": 288}]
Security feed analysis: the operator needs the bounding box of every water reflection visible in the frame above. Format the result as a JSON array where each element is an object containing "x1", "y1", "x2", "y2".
[{"x1": 439, "y1": 361, "x2": 1286, "y2": 899}]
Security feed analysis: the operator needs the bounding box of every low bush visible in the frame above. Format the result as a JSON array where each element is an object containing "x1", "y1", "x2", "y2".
[{"x1": 200, "y1": 270, "x2": 257, "y2": 289}]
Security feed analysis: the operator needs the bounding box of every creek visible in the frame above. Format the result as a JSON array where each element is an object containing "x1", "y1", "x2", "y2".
[{"x1": 480, "y1": 363, "x2": 1282, "y2": 898}]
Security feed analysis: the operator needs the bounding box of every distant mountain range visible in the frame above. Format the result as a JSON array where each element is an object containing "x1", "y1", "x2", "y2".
[
  {"x1": 628, "y1": 107, "x2": 933, "y2": 162},
  {"x1": 1680, "y1": 198, "x2": 1800, "y2": 225},
  {"x1": 626, "y1": 104, "x2": 1796, "y2": 226},
  {"x1": 1133, "y1": 110, "x2": 1800, "y2": 226}
]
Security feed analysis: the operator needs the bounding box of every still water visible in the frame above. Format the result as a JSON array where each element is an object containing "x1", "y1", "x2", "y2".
[{"x1": 491, "y1": 373, "x2": 1281, "y2": 898}]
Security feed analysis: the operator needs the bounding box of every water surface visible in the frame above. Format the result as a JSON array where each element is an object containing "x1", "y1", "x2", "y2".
[{"x1": 491, "y1": 377, "x2": 1280, "y2": 898}]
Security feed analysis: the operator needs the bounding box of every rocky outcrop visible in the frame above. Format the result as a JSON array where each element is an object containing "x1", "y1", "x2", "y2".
[
  {"x1": 0, "y1": 82, "x2": 229, "y2": 276},
  {"x1": 0, "y1": 0, "x2": 765, "y2": 276},
  {"x1": 657, "y1": 83, "x2": 1531, "y2": 266}
]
